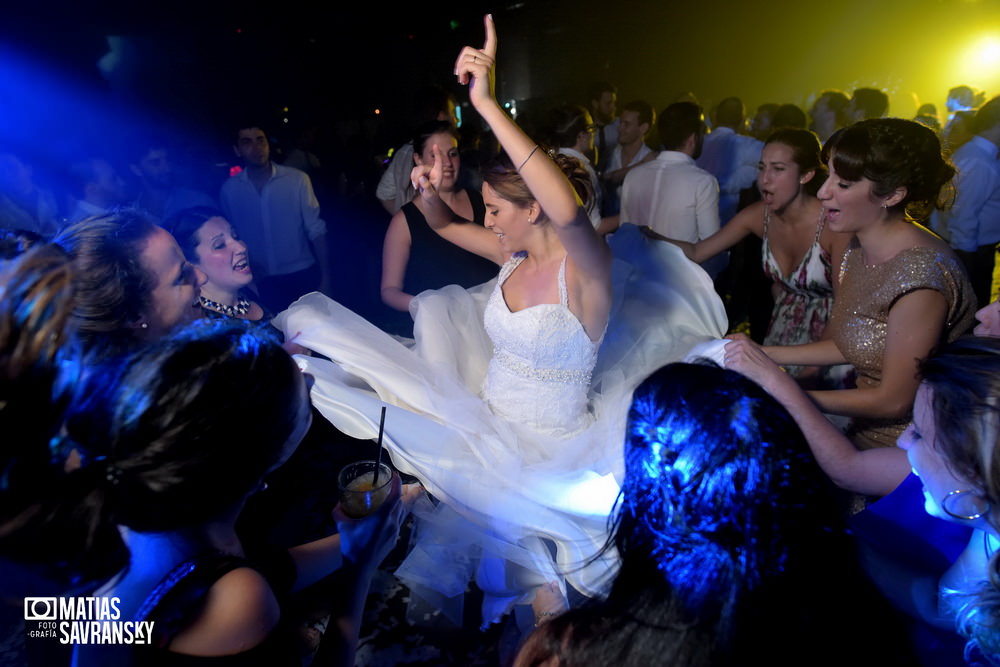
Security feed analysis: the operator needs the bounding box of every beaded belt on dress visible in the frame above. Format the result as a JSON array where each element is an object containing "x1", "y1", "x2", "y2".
[{"x1": 493, "y1": 348, "x2": 592, "y2": 385}]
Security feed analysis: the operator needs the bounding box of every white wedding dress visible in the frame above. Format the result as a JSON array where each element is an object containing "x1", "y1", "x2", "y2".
[{"x1": 274, "y1": 224, "x2": 727, "y2": 624}]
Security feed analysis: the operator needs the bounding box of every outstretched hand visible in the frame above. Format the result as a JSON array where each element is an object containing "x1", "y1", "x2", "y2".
[
  {"x1": 410, "y1": 143, "x2": 444, "y2": 203},
  {"x1": 454, "y1": 14, "x2": 497, "y2": 109},
  {"x1": 723, "y1": 336, "x2": 789, "y2": 396}
]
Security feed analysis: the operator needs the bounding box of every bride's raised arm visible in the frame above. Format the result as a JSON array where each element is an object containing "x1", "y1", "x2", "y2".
[{"x1": 455, "y1": 14, "x2": 610, "y2": 282}]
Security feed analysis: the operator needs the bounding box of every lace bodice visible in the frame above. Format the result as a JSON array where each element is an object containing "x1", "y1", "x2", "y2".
[{"x1": 482, "y1": 253, "x2": 599, "y2": 436}]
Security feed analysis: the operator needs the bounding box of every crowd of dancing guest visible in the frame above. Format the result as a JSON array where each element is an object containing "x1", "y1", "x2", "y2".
[
  {"x1": 650, "y1": 128, "x2": 853, "y2": 385},
  {"x1": 730, "y1": 119, "x2": 976, "y2": 450},
  {"x1": 4, "y1": 12, "x2": 1000, "y2": 667}
]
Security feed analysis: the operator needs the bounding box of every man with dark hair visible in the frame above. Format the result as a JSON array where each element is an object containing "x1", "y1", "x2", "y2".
[
  {"x1": 621, "y1": 102, "x2": 722, "y2": 276},
  {"x1": 809, "y1": 90, "x2": 850, "y2": 142},
  {"x1": 219, "y1": 124, "x2": 331, "y2": 312},
  {"x1": 939, "y1": 95, "x2": 1000, "y2": 307},
  {"x1": 129, "y1": 137, "x2": 215, "y2": 222},
  {"x1": 847, "y1": 87, "x2": 889, "y2": 121},
  {"x1": 601, "y1": 100, "x2": 655, "y2": 217},
  {"x1": 697, "y1": 96, "x2": 762, "y2": 223},
  {"x1": 588, "y1": 81, "x2": 618, "y2": 173}
]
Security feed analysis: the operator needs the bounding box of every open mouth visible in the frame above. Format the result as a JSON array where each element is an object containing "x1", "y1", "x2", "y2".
[{"x1": 234, "y1": 257, "x2": 250, "y2": 272}]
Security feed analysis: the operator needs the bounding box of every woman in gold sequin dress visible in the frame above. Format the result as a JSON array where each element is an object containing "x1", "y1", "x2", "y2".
[{"x1": 732, "y1": 119, "x2": 976, "y2": 449}]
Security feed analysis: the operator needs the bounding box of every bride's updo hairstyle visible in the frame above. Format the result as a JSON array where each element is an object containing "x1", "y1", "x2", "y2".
[
  {"x1": 821, "y1": 118, "x2": 956, "y2": 223},
  {"x1": 481, "y1": 151, "x2": 594, "y2": 224}
]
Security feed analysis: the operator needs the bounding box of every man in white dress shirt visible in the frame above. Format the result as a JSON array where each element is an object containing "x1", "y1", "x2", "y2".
[
  {"x1": 601, "y1": 100, "x2": 656, "y2": 217},
  {"x1": 621, "y1": 102, "x2": 724, "y2": 277},
  {"x1": 220, "y1": 124, "x2": 331, "y2": 312}
]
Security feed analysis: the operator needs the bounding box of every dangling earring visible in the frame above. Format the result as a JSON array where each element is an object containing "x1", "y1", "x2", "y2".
[{"x1": 941, "y1": 489, "x2": 990, "y2": 520}]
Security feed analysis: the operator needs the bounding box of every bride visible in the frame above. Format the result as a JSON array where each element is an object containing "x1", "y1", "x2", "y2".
[{"x1": 276, "y1": 15, "x2": 726, "y2": 625}]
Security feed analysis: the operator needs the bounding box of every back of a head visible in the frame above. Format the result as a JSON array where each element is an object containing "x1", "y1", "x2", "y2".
[
  {"x1": 588, "y1": 81, "x2": 616, "y2": 105},
  {"x1": 0, "y1": 244, "x2": 76, "y2": 492},
  {"x1": 413, "y1": 84, "x2": 457, "y2": 125},
  {"x1": 823, "y1": 118, "x2": 954, "y2": 222},
  {"x1": 772, "y1": 103, "x2": 807, "y2": 130},
  {"x1": 52, "y1": 209, "x2": 159, "y2": 360},
  {"x1": 851, "y1": 88, "x2": 889, "y2": 119},
  {"x1": 818, "y1": 90, "x2": 850, "y2": 114},
  {"x1": 658, "y1": 102, "x2": 704, "y2": 151},
  {"x1": 948, "y1": 85, "x2": 985, "y2": 112},
  {"x1": 69, "y1": 319, "x2": 303, "y2": 534},
  {"x1": 616, "y1": 363, "x2": 844, "y2": 644},
  {"x1": 546, "y1": 104, "x2": 592, "y2": 149},
  {"x1": 973, "y1": 95, "x2": 1000, "y2": 135},
  {"x1": 714, "y1": 97, "x2": 745, "y2": 129}
]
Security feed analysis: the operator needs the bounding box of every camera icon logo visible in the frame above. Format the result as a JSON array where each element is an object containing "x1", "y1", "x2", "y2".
[{"x1": 24, "y1": 598, "x2": 58, "y2": 621}]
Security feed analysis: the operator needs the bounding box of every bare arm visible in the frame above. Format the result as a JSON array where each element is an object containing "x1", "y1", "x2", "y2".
[
  {"x1": 603, "y1": 150, "x2": 655, "y2": 186},
  {"x1": 411, "y1": 156, "x2": 505, "y2": 264},
  {"x1": 762, "y1": 337, "x2": 849, "y2": 367},
  {"x1": 807, "y1": 289, "x2": 948, "y2": 419},
  {"x1": 380, "y1": 211, "x2": 414, "y2": 312},
  {"x1": 692, "y1": 203, "x2": 762, "y2": 262},
  {"x1": 724, "y1": 337, "x2": 909, "y2": 496},
  {"x1": 452, "y1": 15, "x2": 611, "y2": 287}
]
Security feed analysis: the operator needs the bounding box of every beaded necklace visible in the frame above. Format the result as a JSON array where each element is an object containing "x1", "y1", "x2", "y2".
[{"x1": 199, "y1": 295, "x2": 251, "y2": 317}]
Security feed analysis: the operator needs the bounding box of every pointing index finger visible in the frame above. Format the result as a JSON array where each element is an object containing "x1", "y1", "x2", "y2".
[{"x1": 482, "y1": 14, "x2": 496, "y2": 59}]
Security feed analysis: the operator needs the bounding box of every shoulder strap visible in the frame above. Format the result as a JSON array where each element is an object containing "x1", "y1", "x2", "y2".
[
  {"x1": 814, "y1": 207, "x2": 827, "y2": 240},
  {"x1": 497, "y1": 253, "x2": 526, "y2": 286},
  {"x1": 558, "y1": 255, "x2": 569, "y2": 307}
]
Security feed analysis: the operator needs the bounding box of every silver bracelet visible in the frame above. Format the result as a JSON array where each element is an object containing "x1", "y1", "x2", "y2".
[{"x1": 518, "y1": 144, "x2": 540, "y2": 172}]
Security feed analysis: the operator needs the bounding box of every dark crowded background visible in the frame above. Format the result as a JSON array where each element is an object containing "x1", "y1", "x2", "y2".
[{"x1": 4, "y1": 0, "x2": 998, "y2": 325}]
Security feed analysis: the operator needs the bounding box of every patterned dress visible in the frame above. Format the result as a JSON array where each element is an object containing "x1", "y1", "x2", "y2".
[{"x1": 761, "y1": 207, "x2": 835, "y2": 379}]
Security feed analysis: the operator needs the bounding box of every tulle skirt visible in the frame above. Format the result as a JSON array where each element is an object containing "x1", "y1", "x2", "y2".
[{"x1": 274, "y1": 224, "x2": 728, "y2": 624}]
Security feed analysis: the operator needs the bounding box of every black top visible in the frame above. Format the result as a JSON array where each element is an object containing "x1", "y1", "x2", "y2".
[{"x1": 384, "y1": 188, "x2": 496, "y2": 336}]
